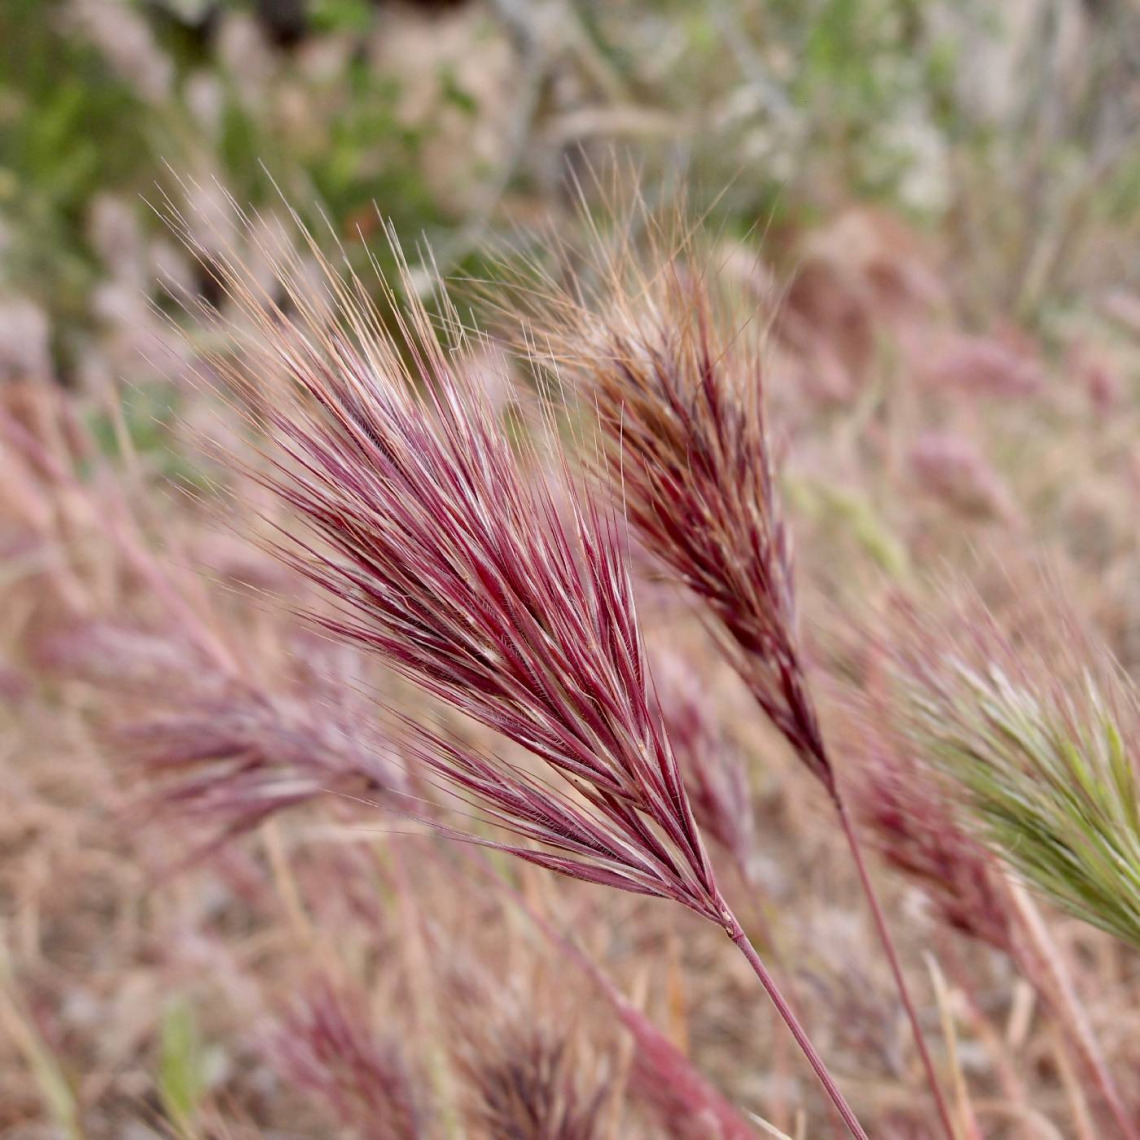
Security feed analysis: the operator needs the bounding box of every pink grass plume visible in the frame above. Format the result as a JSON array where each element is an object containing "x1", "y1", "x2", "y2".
[{"x1": 158, "y1": 187, "x2": 872, "y2": 1136}]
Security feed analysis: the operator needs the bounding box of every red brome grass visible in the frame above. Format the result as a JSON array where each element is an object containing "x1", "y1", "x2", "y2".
[{"x1": 160, "y1": 193, "x2": 869, "y2": 1136}]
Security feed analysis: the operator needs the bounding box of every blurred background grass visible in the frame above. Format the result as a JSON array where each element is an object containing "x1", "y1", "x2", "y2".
[
  {"x1": 3, "y1": 0, "x2": 1140, "y2": 389},
  {"x1": 5, "y1": 3, "x2": 1140, "y2": 1137}
]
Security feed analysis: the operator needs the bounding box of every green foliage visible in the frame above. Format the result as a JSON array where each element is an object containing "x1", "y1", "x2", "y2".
[
  {"x1": 310, "y1": 0, "x2": 375, "y2": 36},
  {"x1": 0, "y1": 0, "x2": 150, "y2": 210},
  {"x1": 212, "y1": 51, "x2": 442, "y2": 279},
  {"x1": 87, "y1": 381, "x2": 180, "y2": 459},
  {"x1": 794, "y1": 0, "x2": 946, "y2": 205},
  {"x1": 159, "y1": 998, "x2": 206, "y2": 1136},
  {"x1": 85, "y1": 382, "x2": 213, "y2": 489},
  {"x1": 0, "y1": 0, "x2": 151, "y2": 335},
  {"x1": 1, "y1": 0, "x2": 447, "y2": 366},
  {"x1": 306, "y1": 61, "x2": 437, "y2": 232},
  {"x1": 1099, "y1": 152, "x2": 1140, "y2": 225}
]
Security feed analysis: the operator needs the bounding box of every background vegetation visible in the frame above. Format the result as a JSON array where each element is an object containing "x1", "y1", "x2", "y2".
[{"x1": 4, "y1": 1, "x2": 1140, "y2": 1136}]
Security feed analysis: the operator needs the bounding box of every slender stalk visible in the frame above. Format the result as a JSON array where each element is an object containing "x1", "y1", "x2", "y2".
[
  {"x1": 835, "y1": 797, "x2": 958, "y2": 1140},
  {"x1": 732, "y1": 878, "x2": 849, "y2": 1140},
  {"x1": 1006, "y1": 880, "x2": 1139, "y2": 1140},
  {"x1": 728, "y1": 921, "x2": 869, "y2": 1140}
]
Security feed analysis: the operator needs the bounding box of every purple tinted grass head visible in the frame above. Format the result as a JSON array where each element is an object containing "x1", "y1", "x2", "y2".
[
  {"x1": 32, "y1": 620, "x2": 210, "y2": 692},
  {"x1": 36, "y1": 617, "x2": 410, "y2": 855},
  {"x1": 441, "y1": 936, "x2": 616, "y2": 1139},
  {"x1": 845, "y1": 694, "x2": 1015, "y2": 954},
  {"x1": 268, "y1": 977, "x2": 425, "y2": 1140},
  {"x1": 475, "y1": 852, "x2": 762, "y2": 1140},
  {"x1": 908, "y1": 432, "x2": 1017, "y2": 523},
  {"x1": 161, "y1": 188, "x2": 873, "y2": 1137},
  {"x1": 493, "y1": 206, "x2": 953, "y2": 1135},
  {"x1": 0, "y1": 658, "x2": 30, "y2": 706},
  {"x1": 119, "y1": 688, "x2": 409, "y2": 851},
  {"x1": 502, "y1": 246, "x2": 832, "y2": 792},
  {"x1": 620, "y1": 1013, "x2": 758, "y2": 1140},
  {"x1": 162, "y1": 191, "x2": 726, "y2": 927},
  {"x1": 925, "y1": 334, "x2": 1044, "y2": 399},
  {"x1": 649, "y1": 650, "x2": 756, "y2": 881}
]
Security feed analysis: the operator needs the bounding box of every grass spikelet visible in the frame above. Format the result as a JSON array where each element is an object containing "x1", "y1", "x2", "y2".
[
  {"x1": 889, "y1": 594, "x2": 1140, "y2": 951},
  {"x1": 268, "y1": 978, "x2": 426, "y2": 1139},
  {"x1": 171, "y1": 191, "x2": 744, "y2": 919},
  {"x1": 621, "y1": 1009, "x2": 759, "y2": 1140},
  {"x1": 925, "y1": 334, "x2": 1044, "y2": 399},
  {"x1": 515, "y1": 257, "x2": 831, "y2": 788},
  {"x1": 121, "y1": 687, "x2": 407, "y2": 849},
  {"x1": 499, "y1": 203, "x2": 955, "y2": 1135},
  {"x1": 456, "y1": 1019, "x2": 612, "y2": 1140},
  {"x1": 161, "y1": 188, "x2": 870, "y2": 1136},
  {"x1": 33, "y1": 620, "x2": 208, "y2": 691},
  {"x1": 36, "y1": 618, "x2": 409, "y2": 852},
  {"x1": 168, "y1": 201, "x2": 729, "y2": 924},
  {"x1": 479, "y1": 863, "x2": 763, "y2": 1140},
  {"x1": 908, "y1": 431, "x2": 1017, "y2": 523},
  {"x1": 849, "y1": 711, "x2": 1015, "y2": 953},
  {"x1": 883, "y1": 586, "x2": 1140, "y2": 1137}
]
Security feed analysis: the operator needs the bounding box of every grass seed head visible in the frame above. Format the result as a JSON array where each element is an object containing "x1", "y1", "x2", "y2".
[
  {"x1": 649, "y1": 650, "x2": 756, "y2": 881},
  {"x1": 167, "y1": 193, "x2": 727, "y2": 924},
  {"x1": 504, "y1": 222, "x2": 832, "y2": 790},
  {"x1": 269, "y1": 978, "x2": 425, "y2": 1140},
  {"x1": 457, "y1": 1021, "x2": 612, "y2": 1140},
  {"x1": 888, "y1": 591, "x2": 1140, "y2": 950},
  {"x1": 849, "y1": 708, "x2": 1015, "y2": 953}
]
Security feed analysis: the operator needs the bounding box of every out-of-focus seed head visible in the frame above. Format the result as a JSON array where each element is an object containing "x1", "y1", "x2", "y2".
[
  {"x1": 268, "y1": 978, "x2": 425, "y2": 1140},
  {"x1": 35, "y1": 617, "x2": 410, "y2": 853},
  {"x1": 908, "y1": 431, "x2": 1017, "y2": 522},
  {"x1": 847, "y1": 707, "x2": 1014, "y2": 953},
  {"x1": 162, "y1": 187, "x2": 727, "y2": 925},
  {"x1": 0, "y1": 301, "x2": 54, "y2": 383},
  {"x1": 457, "y1": 1019, "x2": 613, "y2": 1140},
  {"x1": 650, "y1": 650, "x2": 756, "y2": 880},
  {"x1": 924, "y1": 334, "x2": 1044, "y2": 399},
  {"x1": 887, "y1": 590, "x2": 1140, "y2": 950}
]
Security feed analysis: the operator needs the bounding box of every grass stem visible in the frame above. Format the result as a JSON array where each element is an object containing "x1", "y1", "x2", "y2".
[
  {"x1": 1007, "y1": 881, "x2": 1138, "y2": 1140},
  {"x1": 728, "y1": 921, "x2": 869, "y2": 1140},
  {"x1": 836, "y1": 797, "x2": 958, "y2": 1139}
]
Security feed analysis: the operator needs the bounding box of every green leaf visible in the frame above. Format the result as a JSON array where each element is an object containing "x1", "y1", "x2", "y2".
[{"x1": 159, "y1": 998, "x2": 205, "y2": 1136}]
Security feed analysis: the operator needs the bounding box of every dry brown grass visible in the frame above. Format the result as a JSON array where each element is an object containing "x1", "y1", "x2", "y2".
[{"x1": 3, "y1": 191, "x2": 1140, "y2": 1139}]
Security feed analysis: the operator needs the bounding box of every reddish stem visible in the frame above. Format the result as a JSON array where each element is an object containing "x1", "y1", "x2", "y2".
[
  {"x1": 835, "y1": 797, "x2": 957, "y2": 1139},
  {"x1": 728, "y1": 921, "x2": 869, "y2": 1140}
]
